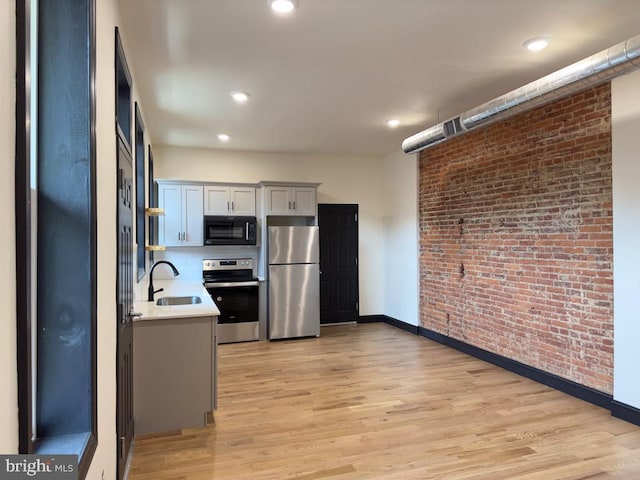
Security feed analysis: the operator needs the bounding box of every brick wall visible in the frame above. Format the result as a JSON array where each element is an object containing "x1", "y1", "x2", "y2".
[{"x1": 418, "y1": 84, "x2": 613, "y2": 393}]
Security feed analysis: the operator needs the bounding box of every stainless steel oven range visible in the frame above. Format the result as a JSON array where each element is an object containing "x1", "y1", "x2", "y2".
[{"x1": 203, "y1": 258, "x2": 259, "y2": 344}]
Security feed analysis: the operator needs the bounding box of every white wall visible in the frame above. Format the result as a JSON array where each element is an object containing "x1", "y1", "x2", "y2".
[
  {"x1": 382, "y1": 150, "x2": 419, "y2": 325},
  {"x1": 90, "y1": 0, "x2": 121, "y2": 477},
  {"x1": 0, "y1": 0, "x2": 18, "y2": 454},
  {"x1": 92, "y1": 3, "x2": 159, "y2": 477},
  {"x1": 612, "y1": 69, "x2": 640, "y2": 410},
  {"x1": 155, "y1": 146, "x2": 386, "y2": 315}
]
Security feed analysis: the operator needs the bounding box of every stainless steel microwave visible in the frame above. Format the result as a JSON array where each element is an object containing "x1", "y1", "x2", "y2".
[{"x1": 203, "y1": 216, "x2": 257, "y2": 246}]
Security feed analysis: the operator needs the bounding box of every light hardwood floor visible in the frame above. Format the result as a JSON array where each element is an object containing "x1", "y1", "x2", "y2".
[{"x1": 128, "y1": 323, "x2": 640, "y2": 480}]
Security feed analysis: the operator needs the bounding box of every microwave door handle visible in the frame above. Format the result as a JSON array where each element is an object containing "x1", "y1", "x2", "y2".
[{"x1": 245, "y1": 221, "x2": 249, "y2": 241}]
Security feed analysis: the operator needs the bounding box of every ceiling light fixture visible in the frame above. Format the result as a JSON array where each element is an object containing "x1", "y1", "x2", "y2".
[
  {"x1": 523, "y1": 37, "x2": 549, "y2": 52},
  {"x1": 231, "y1": 91, "x2": 250, "y2": 103},
  {"x1": 269, "y1": 0, "x2": 297, "y2": 14},
  {"x1": 218, "y1": 134, "x2": 230, "y2": 142},
  {"x1": 386, "y1": 119, "x2": 400, "y2": 128}
]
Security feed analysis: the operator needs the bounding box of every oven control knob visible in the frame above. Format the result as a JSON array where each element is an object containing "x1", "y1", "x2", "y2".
[{"x1": 217, "y1": 297, "x2": 222, "y2": 302}]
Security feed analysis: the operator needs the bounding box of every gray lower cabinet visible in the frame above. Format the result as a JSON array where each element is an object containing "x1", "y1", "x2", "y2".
[{"x1": 133, "y1": 315, "x2": 217, "y2": 435}]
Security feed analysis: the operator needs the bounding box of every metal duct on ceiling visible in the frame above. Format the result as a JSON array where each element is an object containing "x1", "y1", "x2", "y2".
[{"x1": 402, "y1": 33, "x2": 640, "y2": 154}]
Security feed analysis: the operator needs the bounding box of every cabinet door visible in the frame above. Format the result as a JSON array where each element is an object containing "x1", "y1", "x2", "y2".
[
  {"x1": 230, "y1": 187, "x2": 256, "y2": 216},
  {"x1": 133, "y1": 316, "x2": 214, "y2": 434},
  {"x1": 204, "y1": 186, "x2": 230, "y2": 215},
  {"x1": 182, "y1": 185, "x2": 204, "y2": 246},
  {"x1": 265, "y1": 186, "x2": 291, "y2": 215},
  {"x1": 158, "y1": 184, "x2": 182, "y2": 247},
  {"x1": 291, "y1": 187, "x2": 316, "y2": 216}
]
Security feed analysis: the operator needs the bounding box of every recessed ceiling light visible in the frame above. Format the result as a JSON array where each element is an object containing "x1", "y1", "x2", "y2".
[
  {"x1": 523, "y1": 37, "x2": 549, "y2": 52},
  {"x1": 231, "y1": 91, "x2": 250, "y2": 103},
  {"x1": 269, "y1": 0, "x2": 297, "y2": 14},
  {"x1": 218, "y1": 134, "x2": 230, "y2": 142},
  {"x1": 386, "y1": 119, "x2": 400, "y2": 128}
]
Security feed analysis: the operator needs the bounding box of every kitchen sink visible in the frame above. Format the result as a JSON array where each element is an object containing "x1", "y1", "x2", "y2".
[{"x1": 156, "y1": 296, "x2": 202, "y2": 306}]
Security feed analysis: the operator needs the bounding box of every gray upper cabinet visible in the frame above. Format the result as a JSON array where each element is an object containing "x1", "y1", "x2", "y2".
[
  {"x1": 204, "y1": 185, "x2": 256, "y2": 216},
  {"x1": 264, "y1": 185, "x2": 317, "y2": 216}
]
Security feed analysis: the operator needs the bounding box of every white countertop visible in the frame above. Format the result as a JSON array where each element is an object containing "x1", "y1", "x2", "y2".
[{"x1": 133, "y1": 280, "x2": 219, "y2": 321}]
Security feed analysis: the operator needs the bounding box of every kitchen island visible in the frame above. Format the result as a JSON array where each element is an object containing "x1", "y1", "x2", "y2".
[{"x1": 132, "y1": 280, "x2": 219, "y2": 435}]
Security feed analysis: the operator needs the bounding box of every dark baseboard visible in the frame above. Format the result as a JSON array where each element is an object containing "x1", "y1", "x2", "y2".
[
  {"x1": 384, "y1": 316, "x2": 420, "y2": 335},
  {"x1": 611, "y1": 400, "x2": 640, "y2": 426},
  {"x1": 418, "y1": 326, "x2": 612, "y2": 409},
  {"x1": 360, "y1": 316, "x2": 640, "y2": 427},
  {"x1": 359, "y1": 315, "x2": 419, "y2": 335}
]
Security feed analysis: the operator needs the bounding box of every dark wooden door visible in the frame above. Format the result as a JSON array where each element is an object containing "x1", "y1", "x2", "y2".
[
  {"x1": 116, "y1": 136, "x2": 135, "y2": 479},
  {"x1": 318, "y1": 204, "x2": 359, "y2": 324}
]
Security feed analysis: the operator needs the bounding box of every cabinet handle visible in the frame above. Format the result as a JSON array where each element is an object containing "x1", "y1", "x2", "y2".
[
  {"x1": 178, "y1": 232, "x2": 181, "y2": 241},
  {"x1": 231, "y1": 201, "x2": 234, "y2": 211},
  {"x1": 227, "y1": 201, "x2": 229, "y2": 211},
  {"x1": 293, "y1": 201, "x2": 296, "y2": 210},
  {"x1": 288, "y1": 201, "x2": 291, "y2": 210}
]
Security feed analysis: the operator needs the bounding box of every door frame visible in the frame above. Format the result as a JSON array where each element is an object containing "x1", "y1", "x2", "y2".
[
  {"x1": 318, "y1": 203, "x2": 360, "y2": 325},
  {"x1": 116, "y1": 134, "x2": 135, "y2": 480}
]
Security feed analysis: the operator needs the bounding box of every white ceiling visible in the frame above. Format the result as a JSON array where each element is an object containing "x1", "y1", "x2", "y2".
[{"x1": 116, "y1": 0, "x2": 640, "y2": 157}]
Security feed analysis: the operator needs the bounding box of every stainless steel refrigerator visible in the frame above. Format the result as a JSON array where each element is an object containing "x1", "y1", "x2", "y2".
[{"x1": 268, "y1": 226, "x2": 320, "y2": 339}]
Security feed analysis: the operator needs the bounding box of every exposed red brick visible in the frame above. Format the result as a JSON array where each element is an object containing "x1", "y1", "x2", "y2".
[{"x1": 418, "y1": 83, "x2": 613, "y2": 393}]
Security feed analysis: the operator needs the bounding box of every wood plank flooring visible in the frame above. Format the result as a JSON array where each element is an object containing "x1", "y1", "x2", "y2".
[{"x1": 128, "y1": 323, "x2": 640, "y2": 480}]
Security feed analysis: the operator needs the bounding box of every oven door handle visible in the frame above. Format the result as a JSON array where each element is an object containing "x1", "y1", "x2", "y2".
[{"x1": 206, "y1": 281, "x2": 260, "y2": 288}]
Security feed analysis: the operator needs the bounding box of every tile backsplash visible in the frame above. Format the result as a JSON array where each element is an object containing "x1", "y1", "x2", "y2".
[{"x1": 134, "y1": 246, "x2": 260, "y2": 301}]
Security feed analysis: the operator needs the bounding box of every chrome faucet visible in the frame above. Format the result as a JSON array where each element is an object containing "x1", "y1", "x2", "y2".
[{"x1": 148, "y1": 261, "x2": 180, "y2": 301}]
